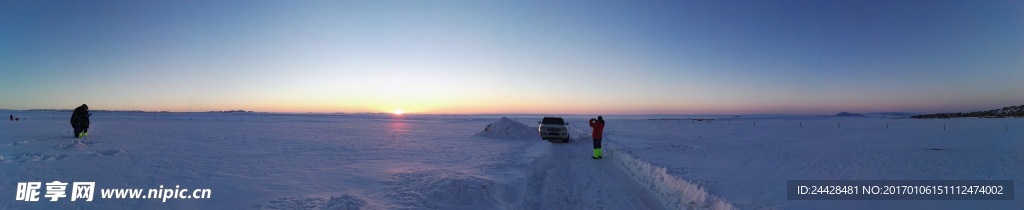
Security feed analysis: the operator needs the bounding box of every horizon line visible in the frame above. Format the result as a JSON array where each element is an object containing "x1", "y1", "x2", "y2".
[{"x1": 1, "y1": 108, "x2": 924, "y2": 116}]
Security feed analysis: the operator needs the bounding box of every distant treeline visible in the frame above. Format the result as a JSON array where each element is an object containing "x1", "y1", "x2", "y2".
[
  {"x1": 28, "y1": 109, "x2": 151, "y2": 112},
  {"x1": 912, "y1": 105, "x2": 1024, "y2": 119},
  {"x1": 24, "y1": 109, "x2": 255, "y2": 113},
  {"x1": 208, "y1": 110, "x2": 254, "y2": 113}
]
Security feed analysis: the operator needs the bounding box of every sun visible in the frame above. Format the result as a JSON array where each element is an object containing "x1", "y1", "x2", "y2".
[{"x1": 393, "y1": 109, "x2": 404, "y2": 115}]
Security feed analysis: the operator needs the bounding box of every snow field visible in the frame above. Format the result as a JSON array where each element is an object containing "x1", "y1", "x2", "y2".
[
  {"x1": 601, "y1": 117, "x2": 1024, "y2": 209},
  {"x1": 4, "y1": 111, "x2": 1020, "y2": 209},
  {"x1": 2, "y1": 111, "x2": 542, "y2": 209}
]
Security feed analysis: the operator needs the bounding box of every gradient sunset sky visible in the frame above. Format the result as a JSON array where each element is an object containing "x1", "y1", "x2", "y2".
[{"x1": 2, "y1": 0, "x2": 1022, "y2": 114}]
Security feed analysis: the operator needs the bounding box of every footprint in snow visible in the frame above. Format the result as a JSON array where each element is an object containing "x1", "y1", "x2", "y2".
[
  {"x1": 55, "y1": 140, "x2": 95, "y2": 150},
  {"x1": 7, "y1": 152, "x2": 68, "y2": 163},
  {"x1": 93, "y1": 149, "x2": 124, "y2": 156}
]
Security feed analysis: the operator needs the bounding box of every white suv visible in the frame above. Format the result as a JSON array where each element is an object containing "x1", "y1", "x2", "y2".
[{"x1": 538, "y1": 116, "x2": 569, "y2": 143}]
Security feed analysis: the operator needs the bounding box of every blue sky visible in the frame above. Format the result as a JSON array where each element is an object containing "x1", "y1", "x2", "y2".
[{"x1": 1, "y1": 0, "x2": 1022, "y2": 114}]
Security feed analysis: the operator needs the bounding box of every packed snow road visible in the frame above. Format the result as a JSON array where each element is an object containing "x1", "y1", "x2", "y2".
[{"x1": 520, "y1": 124, "x2": 665, "y2": 210}]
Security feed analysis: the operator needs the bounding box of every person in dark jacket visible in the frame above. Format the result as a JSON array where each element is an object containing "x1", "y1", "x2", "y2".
[
  {"x1": 70, "y1": 104, "x2": 91, "y2": 138},
  {"x1": 589, "y1": 116, "x2": 606, "y2": 159}
]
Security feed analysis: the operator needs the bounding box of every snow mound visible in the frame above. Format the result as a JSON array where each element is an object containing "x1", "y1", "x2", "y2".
[
  {"x1": 383, "y1": 169, "x2": 498, "y2": 209},
  {"x1": 254, "y1": 194, "x2": 367, "y2": 210},
  {"x1": 608, "y1": 144, "x2": 737, "y2": 210},
  {"x1": 475, "y1": 117, "x2": 536, "y2": 139}
]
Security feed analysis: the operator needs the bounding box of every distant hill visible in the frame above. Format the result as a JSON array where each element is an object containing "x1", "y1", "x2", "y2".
[
  {"x1": 833, "y1": 112, "x2": 864, "y2": 117},
  {"x1": 912, "y1": 105, "x2": 1024, "y2": 119}
]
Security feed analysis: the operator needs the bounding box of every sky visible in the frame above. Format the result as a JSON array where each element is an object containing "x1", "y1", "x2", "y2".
[{"x1": 1, "y1": 0, "x2": 1022, "y2": 115}]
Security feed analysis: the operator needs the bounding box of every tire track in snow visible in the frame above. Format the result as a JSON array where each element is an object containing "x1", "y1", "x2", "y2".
[
  {"x1": 562, "y1": 142, "x2": 663, "y2": 210},
  {"x1": 596, "y1": 150, "x2": 660, "y2": 209}
]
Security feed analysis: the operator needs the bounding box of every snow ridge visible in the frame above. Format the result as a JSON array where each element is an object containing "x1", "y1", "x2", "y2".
[
  {"x1": 475, "y1": 117, "x2": 536, "y2": 139},
  {"x1": 607, "y1": 143, "x2": 737, "y2": 210}
]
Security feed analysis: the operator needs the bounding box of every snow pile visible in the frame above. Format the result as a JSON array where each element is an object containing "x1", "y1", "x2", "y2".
[
  {"x1": 608, "y1": 143, "x2": 737, "y2": 210},
  {"x1": 383, "y1": 169, "x2": 499, "y2": 209},
  {"x1": 475, "y1": 117, "x2": 536, "y2": 139},
  {"x1": 254, "y1": 194, "x2": 367, "y2": 210}
]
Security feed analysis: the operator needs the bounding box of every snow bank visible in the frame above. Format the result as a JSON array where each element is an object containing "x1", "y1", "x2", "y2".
[
  {"x1": 520, "y1": 144, "x2": 560, "y2": 208},
  {"x1": 475, "y1": 117, "x2": 536, "y2": 139},
  {"x1": 608, "y1": 143, "x2": 737, "y2": 210},
  {"x1": 383, "y1": 169, "x2": 499, "y2": 209}
]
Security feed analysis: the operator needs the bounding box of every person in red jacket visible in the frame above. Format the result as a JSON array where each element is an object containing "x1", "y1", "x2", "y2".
[{"x1": 589, "y1": 116, "x2": 606, "y2": 159}]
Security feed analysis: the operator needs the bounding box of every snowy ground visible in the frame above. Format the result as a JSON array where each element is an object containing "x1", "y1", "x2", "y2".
[
  {"x1": 601, "y1": 115, "x2": 1024, "y2": 209},
  {"x1": 0, "y1": 111, "x2": 1021, "y2": 209}
]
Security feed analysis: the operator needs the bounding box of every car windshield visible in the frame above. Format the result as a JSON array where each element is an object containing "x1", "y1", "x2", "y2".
[{"x1": 541, "y1": 118, "x2": 564, "y2": 125}]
